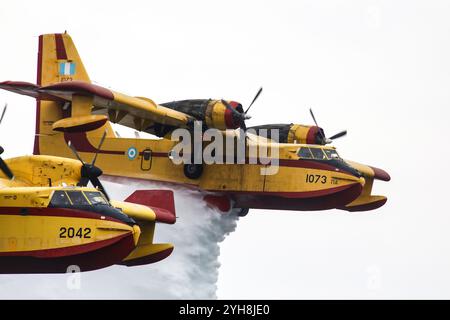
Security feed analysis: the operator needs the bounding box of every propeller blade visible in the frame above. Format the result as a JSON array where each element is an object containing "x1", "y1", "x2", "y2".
[
  {"x1": 309, "y1": 108, "x2": 319, "y2": 128},
  {"x1": 329, "y1": 130, "x2": 347, "y2": 140},
  {"x1": 67, "y1": 141, "x2": 85, "y2": 164},
  {"x1": 0, "y1": 158, "x2": 14, "y2": 180},
  {"x1": 244, "y1": 87, "x2": 263, "y2": 114},
  {"x1": 78, "y1": 176, "x2": 90, "y2": 187},
  {"x1": 0, "y1": 104, "x2": 7, "y2": 125},
  {"x1": 309, "y1": 108, "x2": 327, "y2": 141},
  {"x1": 242, "y1": 121, "x2": 247, "y2": 131},
  {"x1": 91, "y1": 130, "x2": 107, "y2": 166},
  {"x1": 90, "y1": 176, "x2": 110, "y2": 201}
]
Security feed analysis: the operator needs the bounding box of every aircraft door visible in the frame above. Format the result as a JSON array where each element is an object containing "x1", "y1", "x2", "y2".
[{"x1": 141, "y1": 148, "x2": 152, "y2": 171}]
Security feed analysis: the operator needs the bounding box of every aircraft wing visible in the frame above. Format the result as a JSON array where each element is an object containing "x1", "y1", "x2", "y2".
[{"x1": 0, "y1": 80, "x2": 194, "y2": 133}]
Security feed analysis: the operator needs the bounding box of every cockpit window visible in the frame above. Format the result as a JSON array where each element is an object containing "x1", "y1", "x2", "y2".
[
  {"x1": 49, "y1": 191, "x2": 71, "y2": 207},
  {"x1": 298, "y1": 147, "x2": 313, "y2": 159},
  {"x1": 46, "y1": 189, "x2": 134, "y2": 225},
  {"x1": 310, "y1": 147, "x2": 326, "y2": 160},
  {"x1": 84, "y1": 191, "x2": 108, "y2": 205},
  {"x1": 66, "y1": 191, "x2": 90, "y2": 206},
  {"x1": 298, "y1": 146, "x2": 341, "y2": 161},
  {"x1": 324, "y1": 149, "x2": 340, "y2": 160}
]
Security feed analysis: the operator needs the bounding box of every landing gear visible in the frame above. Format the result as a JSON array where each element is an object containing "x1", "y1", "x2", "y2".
[
  {"x1": 236, "y1": 208, "x2": 249, "y2": 217},
  {"x1": 183, "y1": 163, "x2": 203, "y2": 179}
]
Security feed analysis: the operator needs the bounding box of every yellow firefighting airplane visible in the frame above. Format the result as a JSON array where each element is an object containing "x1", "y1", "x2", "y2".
[
  {"x1": 0, "y1": 127, "x2": 175, "y2": 273},
  {"x1": 0, "y1": 33, "x2": 390, "y2": 217}
]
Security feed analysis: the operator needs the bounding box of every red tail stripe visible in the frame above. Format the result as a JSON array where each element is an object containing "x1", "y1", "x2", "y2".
[{"x1": 54, "y1": 34, "x2": 67, "y2": 60}]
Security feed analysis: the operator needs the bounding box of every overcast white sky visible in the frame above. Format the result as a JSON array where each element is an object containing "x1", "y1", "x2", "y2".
[{"x1": 1, "y1": 0, "x2": 450, "y2": 299}]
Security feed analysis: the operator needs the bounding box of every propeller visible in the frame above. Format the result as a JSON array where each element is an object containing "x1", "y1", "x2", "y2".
[
  {"x1": 309, "y1": 108, "x2": 347, "y2": 145},
  {"x1": 0, "y1": 103, "x2": 7, "y2": 125},
  {"x1": 0, "y1": 104, "x2": 14, "y2": 180},
  {"x1": 221, "y1": 99, "x2": 248, "y2": 130},
  {"x1": 221, "y1": 87, "x2": 263, "y2": 130},
  {"x1": 67, "y1": 131, "x2": 110, "y2": 200}
]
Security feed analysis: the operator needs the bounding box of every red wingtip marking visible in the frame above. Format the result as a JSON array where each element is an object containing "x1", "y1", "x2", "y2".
[
  {"x1": 203, "y1": 194, "x2": 231, "y2": 212},
  {"x1": 125, "y1": 190, "x2": 176, "y2": 224},
  {"x1": 41, "y1": 81, "x2": 115, "y2": 100},
  {"x1": 369, "y1": 166, "x2": 391, "y2": 182}
]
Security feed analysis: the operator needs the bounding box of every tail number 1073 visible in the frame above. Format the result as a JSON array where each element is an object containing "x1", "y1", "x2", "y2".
[{"x1": 306, "y1": 174, "x2": 327, "y2": 184}]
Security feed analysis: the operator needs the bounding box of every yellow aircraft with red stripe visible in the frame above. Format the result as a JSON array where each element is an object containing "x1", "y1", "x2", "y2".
[
  {"x1": 0, "y1": 33, "x2": 390, "y2": 217},
  {"x1": 0, "y1": 151, "x2": 175, "y2": 273}
]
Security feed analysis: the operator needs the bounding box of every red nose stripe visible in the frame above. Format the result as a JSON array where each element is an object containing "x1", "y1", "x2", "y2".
[
  {"x1": 306, "y1": 126, "x2": 320, "y2": 144},
  {"x1": 224, "y1": 106, "x2": 235, "y2": 128},
  {"x1": 224, "y1": 101, "x2": 240, "y2": 129}
]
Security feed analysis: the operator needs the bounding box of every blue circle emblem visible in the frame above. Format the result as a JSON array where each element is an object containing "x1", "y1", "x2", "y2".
[{"x1": 127, "y1": 147, "x2": 137, "y2": 160}]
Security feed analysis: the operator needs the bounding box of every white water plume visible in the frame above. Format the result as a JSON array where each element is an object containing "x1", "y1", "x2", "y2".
[{"x1": 0, "y1": 180, "x2": 240, "y2": 299}]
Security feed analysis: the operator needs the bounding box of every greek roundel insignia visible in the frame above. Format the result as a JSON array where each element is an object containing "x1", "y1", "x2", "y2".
[{"x1": 127, "y1": 147, "x2": 137, "y2": 160}]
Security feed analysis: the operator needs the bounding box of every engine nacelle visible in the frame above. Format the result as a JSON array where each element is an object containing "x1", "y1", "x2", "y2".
[
  {"x1": 161, "y1": 99, "x2": 244, "y2": 130},
  {"x1": 248, "y1": 123, "x2": 326, "y2": 145}
]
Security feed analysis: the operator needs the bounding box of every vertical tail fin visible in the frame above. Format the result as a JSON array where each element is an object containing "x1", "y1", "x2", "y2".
[
  {"x1": 37, "y1": 33, "x2": 90, "y2": 86},
  {"x1": 35, "y1": 33, "x2": 113, "y2": 155}
]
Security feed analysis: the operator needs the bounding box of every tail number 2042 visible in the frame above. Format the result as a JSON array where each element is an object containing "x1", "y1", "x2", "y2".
[{"x1": 59, "y1": 227, "x2": 91, "y2": 239}]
